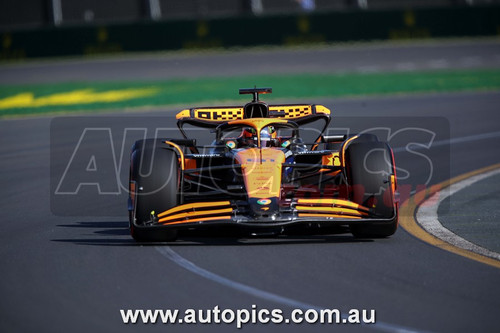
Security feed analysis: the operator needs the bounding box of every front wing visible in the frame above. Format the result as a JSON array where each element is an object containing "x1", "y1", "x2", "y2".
[{"x1": 132, "y1": 198, "x2": 397, "y2": 232}]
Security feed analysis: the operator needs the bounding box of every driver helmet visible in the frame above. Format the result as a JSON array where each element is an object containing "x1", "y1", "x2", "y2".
[
  {"x1": 242, "y1": 127, "x2": 257, "y2": 138},
  {"x1": 241, "y1": 127, "x2": 258, "y2": 146}
]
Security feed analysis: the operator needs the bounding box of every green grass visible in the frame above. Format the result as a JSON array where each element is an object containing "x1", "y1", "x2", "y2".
[{"x1": 1, "y1": 69, "x2": 500, "y2": 117}]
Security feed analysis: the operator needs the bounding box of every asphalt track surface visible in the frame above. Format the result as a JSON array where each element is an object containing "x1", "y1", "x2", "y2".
[
  {"x1": 439, "y1": 172, "x2": 500, "y2": 254},
  {"x1": 1, "y1": 39, "x2": 500, "y2": 84},
  {"x1": 1, "y1": 40, "x2": 500, "y2": 333}
]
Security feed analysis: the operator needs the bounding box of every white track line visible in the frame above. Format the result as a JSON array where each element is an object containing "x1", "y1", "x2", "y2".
[
  {"x1": 155, "y1": 246, "x2": 428, "y2": 333},
  {"x1": 416, "y1": 168, "x2": 500, "y2": 261}
]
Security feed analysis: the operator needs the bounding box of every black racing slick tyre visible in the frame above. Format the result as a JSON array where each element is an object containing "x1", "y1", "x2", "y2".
[
  {"x1": 345, "y1": 141, "x2": 398, "y2": 238},
  {"x1": 129, "y1": 142, "x2": 179, "y2": 242}
]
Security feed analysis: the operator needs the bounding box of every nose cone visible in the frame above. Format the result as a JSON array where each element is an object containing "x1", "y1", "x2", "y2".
[{"x1": 248, "y1": 198, "x2": 280, "y2": 219}]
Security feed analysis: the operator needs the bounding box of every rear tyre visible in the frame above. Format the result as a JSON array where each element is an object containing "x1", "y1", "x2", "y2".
[
  {"x1": 129, "y1": 143, "x2": 179, "y2": 242},
  {"x1": 344, "y1": 141, "x2": 397, "y2": 238}
]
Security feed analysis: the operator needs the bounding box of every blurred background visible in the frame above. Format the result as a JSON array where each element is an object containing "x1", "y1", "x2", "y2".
[{"x1": 1, "y1": 0, "x2": 500, "y2": 59}]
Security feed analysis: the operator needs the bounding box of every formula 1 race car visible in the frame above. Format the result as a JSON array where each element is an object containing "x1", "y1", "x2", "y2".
[{"x1": 128, "y1": 88, "x2": 398, "y2": 242}]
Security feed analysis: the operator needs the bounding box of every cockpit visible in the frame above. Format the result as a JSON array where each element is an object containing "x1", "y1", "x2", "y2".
[{"x1": 215, "y1": 119, "x2": 301, "y2": 150}]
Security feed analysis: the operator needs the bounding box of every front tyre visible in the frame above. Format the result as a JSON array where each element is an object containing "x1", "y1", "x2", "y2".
[
  {"x1": 129, "y1": 145, "x2": 179, "y2": 242},
  {"x1": 344, "y1": 141, "x2": 398, "y2": 238}
]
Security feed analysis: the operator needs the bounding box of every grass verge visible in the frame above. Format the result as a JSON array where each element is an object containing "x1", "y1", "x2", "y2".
[{"x1": 1, "y1": 69, "x2": 500, "y2": 117}]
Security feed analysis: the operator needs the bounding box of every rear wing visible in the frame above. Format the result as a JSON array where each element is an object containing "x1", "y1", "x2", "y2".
[
  {"x1": 175, "y1": 87, "x2": 331, "y2": 143},
  {"x1": 176, "y1": 104, "x2": 330, "y2": 123},
  {"x1": 176, "y1": 104, "x2": 331, "y2": 146}
]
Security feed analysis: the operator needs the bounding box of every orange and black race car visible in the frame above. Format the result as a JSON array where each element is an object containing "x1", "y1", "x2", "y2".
[{"x1": 128, "y1": 88, "x2": 398, "y2": 242}]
